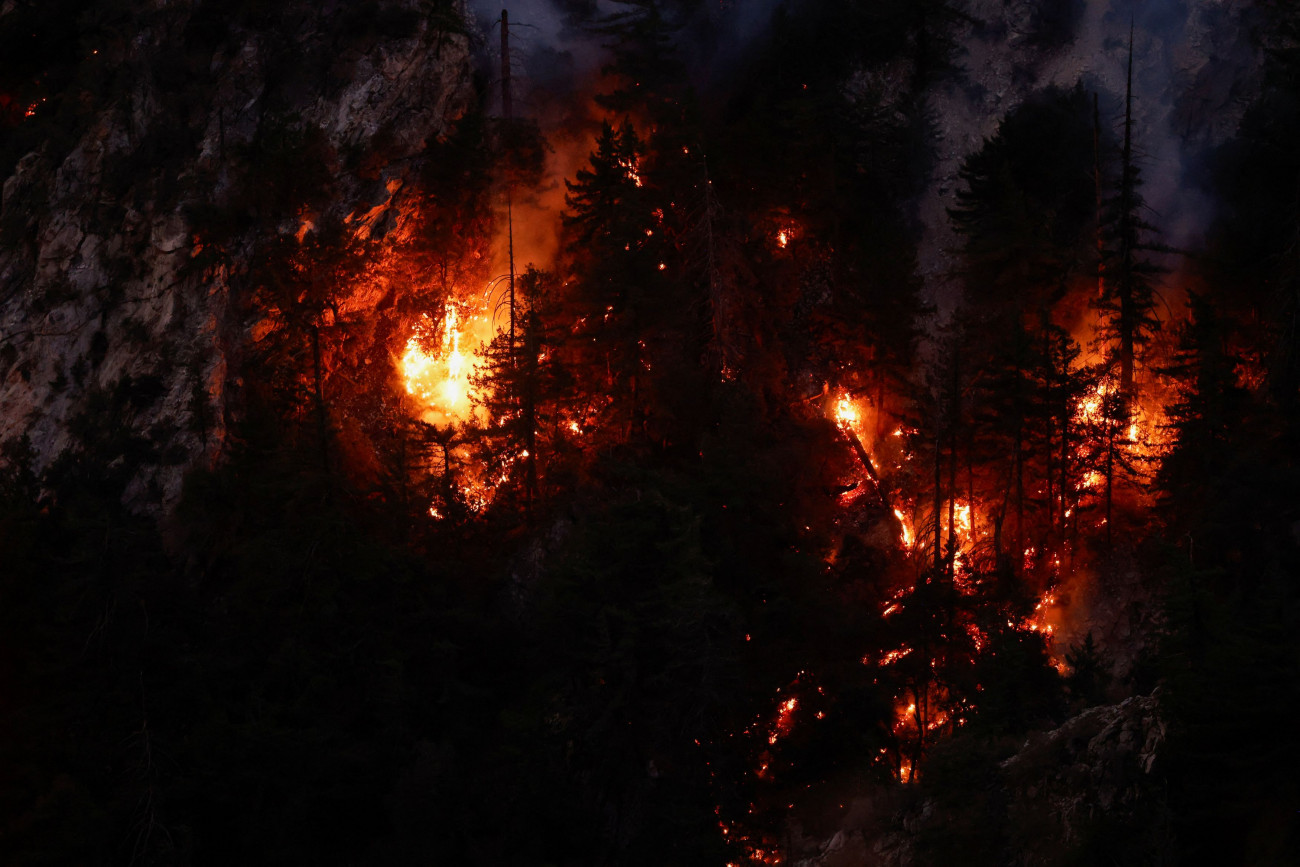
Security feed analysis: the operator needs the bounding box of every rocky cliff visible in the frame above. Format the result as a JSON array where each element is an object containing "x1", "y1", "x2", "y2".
[
  {"x1": 0, "y1": 0, "x2": 475, "y2": 514},
  {"x1": 788, "y1": 693, "x2": 1168, "y2": 867}
]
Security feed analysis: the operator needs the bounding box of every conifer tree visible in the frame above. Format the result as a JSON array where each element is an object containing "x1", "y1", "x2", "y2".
[
  {"x1": 970, "y1": 318, "x2": 1046, "y2": 574},
  {"x1": 247, "y1": 222, "x2": 368, "y2": 474},
  {"x1": 1097, "y1": 28, "x2": 1165, "y2": 399},
  {"x1": 1156, "y1": 293, "x2": 1247, "y2": 547},
  {"x1": 562, "y1": 121, "x2": 660, "y2": 441},
  {"x1": 470, "y1": 268, "x2": 572, "y2": 510},
  {"x1": 1040, "y1": 323, "x2": 1088, "y2": 552},
  {"x1": 949, "y1": 86, "x2": 1098, "y2": 324},
  {"x1": 589, "y1": 0, "x2": 687, "y2": 124}
]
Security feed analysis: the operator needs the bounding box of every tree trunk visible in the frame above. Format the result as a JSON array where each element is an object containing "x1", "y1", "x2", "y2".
[{"x1": 310, "y1": 323, "x2": 329, "y2": 474}]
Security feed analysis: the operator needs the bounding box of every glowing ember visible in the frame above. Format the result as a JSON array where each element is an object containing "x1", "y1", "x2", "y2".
[
  {"x1": 876, "y1": 647, "x2": 913, "y2": 666},
  {"x1": 1022, "y1": 591, "x2": 1058, "y2": 636},
  {"x1": 619, "y1": 156, "x2": 643, "y2": 187},
  {"x1": 768, "y1": 696, "x2": 798, "y2": 745},
  {"x1": 774, "y1": 222, "x2": 798, "y2": 249}
]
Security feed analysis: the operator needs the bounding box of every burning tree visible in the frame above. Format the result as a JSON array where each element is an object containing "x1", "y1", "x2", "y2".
[{"x1": 468, "y1": 267, "x2": 578, "y2": 512}]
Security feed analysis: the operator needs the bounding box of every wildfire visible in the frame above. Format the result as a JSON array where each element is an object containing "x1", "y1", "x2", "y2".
[
  {"x1": 874, "y1": 646, "x2": 913, "y2": 666},
  {"x1": 774, "y1": 222, "x2": 798, "y2": 249},
  {"x1": 1023, "y1": 591, "x2": 1058, "y2": 636},
  {"x1": 833, "y1": 393, "x2": 860, "y2": 430},
  {"x1": 619, "y1": 156, "x2": 643, "y2": 187},
  {"x1": 1077, "y1": 382, "x2": 1107, "y2": 423},
  {"x1": 894, "y1": 508, "x2": 915, "y2": 549},
  {"x1": 893, "y1": 701, "x2": 917, "y2": 734},
  {"x1": 956, "y1": 503, "x2": 971, "y2": 534},
  {"x1": 1072, "y1": 377, "x2": 1173, "y2": 493},
  {"x1": 768, "y1": 697, "x2": 798, "y2": 745},
  {"x1": 397, "y1": 297, "x2": 507, "y2": 518},
  {"x1": 401, "y1": 301, "x2": 492, "y2": 427}
]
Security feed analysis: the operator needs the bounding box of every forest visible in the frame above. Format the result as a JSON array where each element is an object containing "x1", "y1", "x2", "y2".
[{"x1": 0, "y1": 0, "x2": 1298, "y2": 864}]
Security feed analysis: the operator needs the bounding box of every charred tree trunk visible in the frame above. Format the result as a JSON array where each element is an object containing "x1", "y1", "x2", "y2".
[
  {"x1": 1014, "y1": 425, "x2": 1025, "y2": 573},
  {"x1": 438, "y1": 434, "x2": 457, "y2": 515},
  {"x1": 947, "y1": 438, "x2": 958, "y2": 579},
  {"x1": 1045, "y1": 409, "x2": 1056, "y2": 551},
  {"x1": 966, "y1": 427, "x2": 976, "y2": 557},
  {"x1": 1042, "y1": 324, "x2": 1056, "y2": 551},
  {"x1": 948, "y1": 343, "x2": 961, "y2": 579},
  {"x1": 522, "y1": 311, "x2": 540, "y2": 511},
  {"x1": 1104, "y1": 410, "x2": 1116, "y2": 548},
  {"x1": 1093, "y1": 92, "x2": 1105, "y2": 301},
  {"x1": 1117, "y1": 24, "x2": 1138, "y2": 397},
  {"x1": 310, "y1": 323, "x2": 330, "y2": 475},
  {"x1": 933, "y1": 426, "x2": 944, "y2": 584},
  {"x1": 502, "y1": 9, "x2": 517, "y2": 350},
  {"x1": 841, "y1": 425, "x2": 894, "y2": 514}
]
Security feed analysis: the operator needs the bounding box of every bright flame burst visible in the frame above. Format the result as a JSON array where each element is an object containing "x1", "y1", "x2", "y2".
[
  {"x1": 952, "y1": 501, "x2": 972, "y2": 538},
  {"x1": 774, "y1": 223, "x2": 797, "y2": 249},
  {"x1": 398, "y1": 298, "x2": 503, "y2": 517},
  {"x1": 401, "y1": 302, "x2": 492, "y2": 427},
  {"x1": 1072, "y1": 379, "x2": 1172, "y2": 490},
  {"x1": 834, "y1": 394, "x2": 860, "y2": 430},
  {"x1": 1076, "y1": 381, "x2": 1107, "y2": 424}
]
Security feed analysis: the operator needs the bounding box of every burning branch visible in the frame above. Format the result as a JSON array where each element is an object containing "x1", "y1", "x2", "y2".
[{"x1": 832, "y1": 392, "x2": 898, "y2": 517}]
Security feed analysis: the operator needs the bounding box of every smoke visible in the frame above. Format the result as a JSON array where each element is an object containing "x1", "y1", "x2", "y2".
[
  {"x1": 456, "y1": 0, "x2": 1265, "y2": 312},
  {"x1": 460, "y1": 0, "x2": 789, "y2": 281},
  {"x1": 918, "y1": 0, "x2": 1263, "y2": 309},
  {"x1": 465, "y1": 0, "x2": 789, "y2": 96},
  {"x1": 455, "y1": 0, "x2": 602, "y2": 284}
]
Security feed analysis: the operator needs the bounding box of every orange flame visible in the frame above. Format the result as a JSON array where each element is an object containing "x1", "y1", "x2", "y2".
[
  {"x1": 618, "y1": 156, "x2": 643, "y2": 187},
  {"x1": 401, "y1": 302, "x2": 492, "y2": 427},
  {"x1": 893, "y1": 508, "x2": 915, "y2": 549},
  {"x1": 834, "y1": 393, "x2": 859, "y2": 430}
]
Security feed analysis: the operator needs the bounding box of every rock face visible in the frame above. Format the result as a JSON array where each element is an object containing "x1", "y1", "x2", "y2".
[
  {"x1": 1053, "y1": 547, "x2": 1165, "y2": 685},
  {"x1": 1000, "y1": 692, "x2": 1167, "y2": 862},
  {"x1": 790, "y1": 693, "x2": 1167, "y2": 867},
  {"x1": 0, "y1": 1, "x2": 474, "y2": 514}
]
